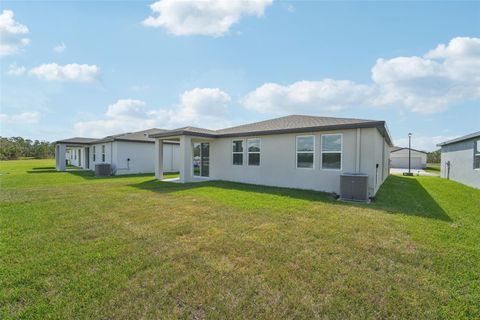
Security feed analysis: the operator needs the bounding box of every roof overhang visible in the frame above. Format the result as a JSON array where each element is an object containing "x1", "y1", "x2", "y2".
[
  {"x1": 390, "y1": 147, "x2": 428, "y2": 154},
  {"x1": 149, "y1": 121, "x2": 394, "y2": 146},
  {"x1": 437, "y1": 131, "x2": 480, "y2": 147},
  {"x1": 149, "y1": 130, "x2": 217, "y2": 139}
]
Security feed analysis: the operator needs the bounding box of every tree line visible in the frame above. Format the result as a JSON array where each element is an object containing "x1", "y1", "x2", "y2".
[
  {"x1": 0, "y1": 137, "x2": 55, "y2": 160},
  {"x1": 427, "y1": 150, "x2": 441, "y2": 164}
]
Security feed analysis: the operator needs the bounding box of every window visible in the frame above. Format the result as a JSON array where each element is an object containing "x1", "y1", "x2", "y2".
[
  {"x1": 321, "y1": 134, "x2": 342, "y2": 170},
  {"x1": 101, "y1": 145, "x2": 105, "y2": 162},
  {"x1": 93, "y1": 146, "x2": 96, "y2": 162},
  {"x1": 247, "y1": 138, "x2": 261, "y2": 166},
  {"x1": 475, "y1": 140, "x2": 480, "y2": 169},
  {"x1": 232, "y1": 140, "x2": 243, "y2": 165},
  {"x1": 296, "y1": 136, "x2": 314, "y2": 168}
]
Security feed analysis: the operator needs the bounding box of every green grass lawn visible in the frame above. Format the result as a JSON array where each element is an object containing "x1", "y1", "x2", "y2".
[
  {"x1": 425, "y1": 163, "x2": 441, "y2": 174},
  {"x1": 1, "y1": 160, "x2": 479, "y2": 319}
]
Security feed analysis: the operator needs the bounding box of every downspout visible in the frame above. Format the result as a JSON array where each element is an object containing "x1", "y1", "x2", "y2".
[{"x1": 355, "y1": 128, "x2": 361, "y2": 173}]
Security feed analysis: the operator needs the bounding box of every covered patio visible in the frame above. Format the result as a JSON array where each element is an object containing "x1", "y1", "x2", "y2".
[
  {"x1": 151, "y1": 128, "x2": 217, "y2": 183},
  {"x1": 54, "y1": 138, "x2": 98, "y2": 172}
]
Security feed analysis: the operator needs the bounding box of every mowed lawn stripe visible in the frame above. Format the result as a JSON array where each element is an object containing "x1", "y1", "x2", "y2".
[{"x1": 1, "y1": 159, "x2": 479, "y2": 319}]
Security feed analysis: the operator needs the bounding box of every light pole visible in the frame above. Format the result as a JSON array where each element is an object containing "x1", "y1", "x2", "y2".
[
  {"x1": 403, "y1": 133, "x2": 413, "y2": 176},
  {"x1": 408, "y1": 132, "x2": 412, "y2": 174}
]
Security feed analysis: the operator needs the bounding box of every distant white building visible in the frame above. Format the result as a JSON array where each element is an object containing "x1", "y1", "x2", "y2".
[
  {"x1": 55, "y1": 129, "x2": 179, "y2": 175},
  {"x1": 438, "y1": 132, "x2": 480, "y2": 189},
  {"x1": 389, "y1": 147, "x2": 427, "y2": 169}
]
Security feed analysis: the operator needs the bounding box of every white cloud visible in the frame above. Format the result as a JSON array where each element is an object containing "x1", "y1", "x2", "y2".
[
  {"x1": 0, "y1": 111, "x2": 40, "y2": 124},
  {"x1": 243, "y1": 37, "x2": 480, "y2": 115},
  {"x1": 143, "y1": 0, "x2": 273, "y2": 36},
  {"x1": 371, "y1": 37, "x2": 480, "y2": 113},
  {"x1": 29, "y1": 63, "x2": 100, "y2": 82},
  {"x1": 53, "y1": 42, "x2": 66, "y2": 53},
  {"x1": 166, "y1": 87, "x2": 231, "y2": 127},
  {"x1": 242, "y1": 79, "x2": 375, "y2": 114},
  {"x1": 74, "y1": 88, "x2": 231, "y2": 137},
  {"x1": 7, "y1": 63, "x2": 26, "y2": 76},
  {"x1": 0, "y1": 10, "x2": 30, "y2": 56},
  {"x1": 393, "y1": 135, "x2": 457, "y2": 152}
]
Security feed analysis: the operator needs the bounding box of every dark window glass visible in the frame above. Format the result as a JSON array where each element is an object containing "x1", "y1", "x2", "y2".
[
  {"x1": 233, "y1": 140, "x2": 243, "y2": 152},
  {"x1": 193, "y1": 143, "x2": 201, "y2": 176},
  {"x1": 201, "y1": 143, "x2": 209, "y2": 177},
  {"x1": 248, "y1": 153, "x2": 260, "y2": 166},
  {"x1": 297, "y1": 136, "x2": 314, "y2": 152},
  {"x1": 475, "y1": 140, "x2": 480, "y2": 169},
  {"x1": 322, "y1": 135, "x2": 342, "y2": 152},
  {"x1": 248, "y1": 139, "x2": 260, "y2": 152},
  {"x1": 322, "y1": 153, "x2": 341, "y2": 169},
  {"x1": 297, "y1": 153, "x2": 314, "y2": 168},
  {"x1": 233, "y1": 153, "x2": 243, "y2": 165}
]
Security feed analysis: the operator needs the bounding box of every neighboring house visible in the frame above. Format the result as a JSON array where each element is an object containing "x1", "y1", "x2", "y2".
[
  {"x1": 437, "y1": 131, "x2": 480, "y2": 189},
  {"x1": 149, "y1": 115, "x2": 393, "y2": 198},
  {"x1": 55, "y1": 129, "x2": 180, "y2": 175},
  {"x1": 390, "y1": 146, "x2": 427, "y2": 169}
]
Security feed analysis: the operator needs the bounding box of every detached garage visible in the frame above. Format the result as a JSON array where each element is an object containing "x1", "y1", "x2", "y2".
[{"x1": 390, "y1": 147, "x2": 427, "y2": 169}]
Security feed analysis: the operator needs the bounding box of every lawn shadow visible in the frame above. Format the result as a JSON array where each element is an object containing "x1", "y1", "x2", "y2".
[
  {"x1": 371, "y1": 175, "x2": 451, "y2": 222},
  {"x1": 132, "y1": 178, "x2": 336, "y2": 203},
  {"x1": 131, "y1": 175, "x2": 451, "y2": 222}
]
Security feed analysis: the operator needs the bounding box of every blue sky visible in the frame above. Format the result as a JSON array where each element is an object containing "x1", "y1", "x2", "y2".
[{"x1": 1, "y1": 0, "x2": 479, "y2": 151}]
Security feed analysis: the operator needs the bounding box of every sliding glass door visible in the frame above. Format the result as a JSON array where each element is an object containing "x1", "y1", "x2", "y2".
[{"x1": 193, "y1": 142, "x2": 209, "y2": 177}]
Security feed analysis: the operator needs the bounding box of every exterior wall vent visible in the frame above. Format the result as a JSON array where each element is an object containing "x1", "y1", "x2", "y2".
[
  {"x1": 340, "y1": 173, "x2": 369, "y2": 202},
  {"x1": 95, "y1": 163, "x2": 112, "y2": 177}
]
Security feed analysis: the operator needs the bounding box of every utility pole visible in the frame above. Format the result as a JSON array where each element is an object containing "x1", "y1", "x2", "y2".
[
  {"x1": 408, "y1": 132, "x2": 412, "y2": 174},
  {"x1": 403, "y1": 133, "x2": 413, "y2": 176}
]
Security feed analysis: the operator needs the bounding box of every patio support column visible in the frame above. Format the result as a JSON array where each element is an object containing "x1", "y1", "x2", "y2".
[
  {"x1": 56, "y1": 144, "x2": 66, "y2": 171},
  {"x1": 155, "y1": 139, "x2": 163, "y2": 180},
  {"x1": 179, "y1": 135, "x2": 192, "y2": 183}
]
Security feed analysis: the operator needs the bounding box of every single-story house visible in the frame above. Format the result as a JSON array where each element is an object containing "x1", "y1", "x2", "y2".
[
  {"x1": 389, "y1": 146, "x2": 428, "y2": 169},
  {"x1": 55, "y1": 129, "x2": 180, "y2": 175},
  {"x1": 437, "y1": 131, "x2": 480, "y2": 189},
  {"x1": 149, "y1": 115, "x2": 393, "y2": 199}
]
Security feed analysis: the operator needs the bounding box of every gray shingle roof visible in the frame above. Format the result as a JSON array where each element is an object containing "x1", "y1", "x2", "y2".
[
  {"x1": 390, "y1": 147, "x2": 428, "y2": 154},
  {"x1": 56, "y1": 128, "x2": 179, "y2": 145},
  {"x1": 54, "y1": 137, "x2": 99, "y2": 144},
  {"x1": 437, "y1": 131, "x2": 480, "y2": 147},
  {"x1": 149, "y1": 115, "x2": 393, "y2": 146},
  {"x1": 216, "y1": 115, "x2": 381, "y2": 135},
  {"x1": 94, "y1": 128, "x2": 166, "y2": 144}
]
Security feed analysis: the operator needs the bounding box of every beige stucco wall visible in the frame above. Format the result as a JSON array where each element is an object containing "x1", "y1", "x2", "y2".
[
  {"x1": 88, "y1": 142, "x2": 113, "y2": 171},
  {"x1": 84, "y1": 141, "x2": 179, "y2": 175},
  {"x1": 440, "y1": 139, "x2": 480, "y2": 189},
  {"x1": 193, "y1": 127, "x2": 391, "y2": 197}
]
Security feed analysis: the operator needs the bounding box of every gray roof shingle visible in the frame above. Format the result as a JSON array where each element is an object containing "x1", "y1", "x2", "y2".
[
  {"x1": 437, "y1": 131, "x2": 480, "y2": 147},
  {"x1": 54, "y1": 137, "x2": 99, "y2": 144},
  {"x1": 56, "y1": 129, "x2": 179, "y2": 145},
  {"x1": 149, "y1": 115, "x2": 393, "y2": 146}
]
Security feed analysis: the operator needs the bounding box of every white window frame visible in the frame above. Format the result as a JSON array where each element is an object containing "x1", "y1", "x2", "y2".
[
  {"x1": 247, "y1": 138, "x2": 261, "y2": 166},
  {"x1": 93, "y1": 146, "x2": 96, "y2": 162},
  {"x1": 475, "y1": 139, "x2": 480, "y2": 170},
  {"x1": 296, "y1": 135, "x2": 315, "y2": 169},
  {"x1": 321, "y1": 133, "x2": 343, "y2": 171},
  {"x1": 232, "y1": 139, "x2": 244, "y2": 166},
  {"x1": 101, "y1": 145, "x2": 105, "y2": 162}
]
